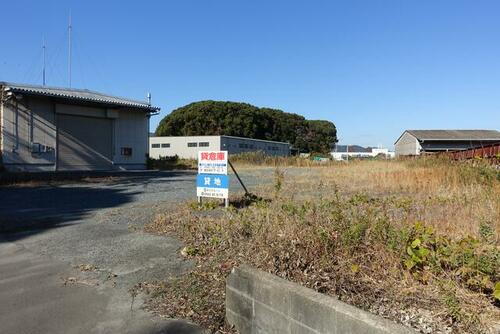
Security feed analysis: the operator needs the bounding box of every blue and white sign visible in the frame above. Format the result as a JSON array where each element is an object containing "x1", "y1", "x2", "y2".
[{"x1": 196, "y1": 173, "x2": 229, "y2": 199}]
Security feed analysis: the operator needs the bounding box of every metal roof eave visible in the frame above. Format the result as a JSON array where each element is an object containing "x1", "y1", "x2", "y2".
[
  {"x1": 395, "y1": 130, "x2": 500, "y2": 144},
  {"x1": 418, "y1": 138, "x2": 500, "y2": 142},
  {"x1": 2, "y1": 83, "x2": 160, "y2": 113},
  {"x1": 394, "y1": 130, "x2": 412, "y2": 145}
]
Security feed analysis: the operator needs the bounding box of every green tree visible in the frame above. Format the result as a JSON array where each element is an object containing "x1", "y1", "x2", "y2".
[
  {"x1": 305, "y1": 120, "x2": 338, "y2": 153},
  {"x1": 155, "y1": 101, "x2": 337, "y2": 153}
]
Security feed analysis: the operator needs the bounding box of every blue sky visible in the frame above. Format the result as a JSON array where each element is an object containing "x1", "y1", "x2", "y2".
[{"x1": 1, "y1": 1, "x2": 499, "y2": 148}]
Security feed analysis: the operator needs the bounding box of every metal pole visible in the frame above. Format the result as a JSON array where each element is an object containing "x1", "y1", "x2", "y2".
[
  {"x1": 42, "y1": 36, "x2": 46, "y2": 86},
  {"x1": 68, "y1": 11, "x2": 72, "y2": 88},
  {"x1": 228, "y1": 160, "x2": 248, "y2": 195}
]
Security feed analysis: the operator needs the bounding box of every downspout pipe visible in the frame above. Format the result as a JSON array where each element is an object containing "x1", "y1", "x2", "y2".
[
  {"x1": 2, "y1": 88, "x2": 20, "y2": 153},
  {"x1": 12, "y1": 94, "x2": 24, "y2": 153}
]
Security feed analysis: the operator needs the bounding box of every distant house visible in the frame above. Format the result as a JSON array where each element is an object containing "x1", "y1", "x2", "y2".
[
  {"x1": 149, "y1": 135, "x2": 291, "y2": 159},
  {"x1": 0, "y1": 82, "x2": 159, "y2": 171},
  {"x1": 331, "y1": 145, "x2": 394, "y2": 161},
  {"x1": 394, "y1": 130, "x2": 500, "y2": 156}
]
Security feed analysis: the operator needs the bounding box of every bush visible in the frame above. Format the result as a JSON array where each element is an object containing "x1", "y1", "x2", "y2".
[
  {"x1": 147, "y1": 155, "x2": 196, "y2": 170},
  {"x1": 404, "y1": 222, "x2": 499, "y2": 297}
]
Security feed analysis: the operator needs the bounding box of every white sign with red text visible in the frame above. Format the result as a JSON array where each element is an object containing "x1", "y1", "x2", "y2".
[{"x1": 198, "y1": 151, "x2": 228, "y2": 175}]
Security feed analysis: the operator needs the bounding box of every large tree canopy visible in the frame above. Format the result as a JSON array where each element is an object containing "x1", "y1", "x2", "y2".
[{"x1": 155, "y1": 101, "x2": 337, "y2": 153}]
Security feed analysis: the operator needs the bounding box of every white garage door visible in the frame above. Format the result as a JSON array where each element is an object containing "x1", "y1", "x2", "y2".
[{"x1": 57, "y1": 114, "x2": 113, "y2": 171}]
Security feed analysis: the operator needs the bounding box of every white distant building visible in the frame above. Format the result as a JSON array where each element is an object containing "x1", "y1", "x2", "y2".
[
  {"x1": 149, "y1": 135, "x2": 291, "y2": 159},
  {"x1": 331, "y1": 145, "x2": 395, "y2": 161}
]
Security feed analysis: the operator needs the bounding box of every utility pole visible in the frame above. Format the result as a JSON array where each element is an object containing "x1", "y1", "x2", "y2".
[
  {"x1": 346, "y1": 144, "x2": 349, "y2": 162},
  {"x1": 42, "y1": 36, "x2": 46, "y2": 86},
  {"x1": 68, "y1": 10, "x2": 72, "y2": 88}
]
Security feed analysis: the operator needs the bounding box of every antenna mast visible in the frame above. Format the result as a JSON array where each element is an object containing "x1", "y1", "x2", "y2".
[
  {"x1": 68, "y1": 10, "x2": 72, "y2": 87},
  {"x1": 42, "y1": 36, "x2": 46, "y2": 86}
]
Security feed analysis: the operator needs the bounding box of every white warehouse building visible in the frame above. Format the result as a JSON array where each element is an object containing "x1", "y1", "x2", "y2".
[
  {"x1": 0, "y1": 82, "x2": 159, "y2": 172},
  {"x1": 149, "y1": 135, "x2": 291, "y2": 159},
  {"x1": 331, "y1": 145, "x2": 395, "y2": 161}
]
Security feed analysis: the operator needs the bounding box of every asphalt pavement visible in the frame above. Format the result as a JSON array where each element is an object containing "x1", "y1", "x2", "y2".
[{"x1": 0, "y1": 171, "x2": 204, "y2": 334}]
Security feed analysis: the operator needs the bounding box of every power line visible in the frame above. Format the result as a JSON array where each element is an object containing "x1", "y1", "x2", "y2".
[
  {"x1": 45, "y1": 31, "x2": 68, "y2": 86},
  {"x1": 72, "y1": 29, "x2": 112, "y2": 91},
  {"x1": 73, "y1": 38, "x2": 87, "y2": 88},
  {"x1": 21, "y1": 46, "x2": 43, "y2": 84}
]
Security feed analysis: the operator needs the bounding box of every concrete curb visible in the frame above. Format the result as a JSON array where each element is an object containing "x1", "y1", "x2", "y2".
[{"x1": 226, "y1": 265, "x2": 417, "y2": 334}]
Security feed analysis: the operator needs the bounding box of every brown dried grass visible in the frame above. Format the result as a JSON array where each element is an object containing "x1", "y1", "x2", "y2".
[{"x1": 145, "y1": 158, "x2": 500, "y2": 333}]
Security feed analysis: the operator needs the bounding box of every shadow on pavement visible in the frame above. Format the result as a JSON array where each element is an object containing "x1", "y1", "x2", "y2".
[
  {"x1": 0, "y1": 170, "x2": 195, "y2": 186},
  {"x1": 0, "y1": 170, "x2": 197, "y2": 239},
  {"x1": 107, "y1": 171, "x2": 196, "y2": 188},
  {"x1": 132, "y1": 320, "x2": 203, "y2": 334},
  {"x1": 0, "y1": 185, "x2": 138, "y2": 238}
]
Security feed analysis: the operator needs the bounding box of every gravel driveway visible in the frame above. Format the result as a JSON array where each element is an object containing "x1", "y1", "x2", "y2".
[
  {"x1": 0, "y1": 171, "x2": 205, "y2": 334},
  {"x1": 0, "y1": 167, "x2": 277, "y2": 334}
]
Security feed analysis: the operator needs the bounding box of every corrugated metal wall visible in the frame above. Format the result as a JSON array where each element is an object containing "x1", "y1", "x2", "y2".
[{"x1": 57, "y1": 114, "x2": 113, "y2": 171}]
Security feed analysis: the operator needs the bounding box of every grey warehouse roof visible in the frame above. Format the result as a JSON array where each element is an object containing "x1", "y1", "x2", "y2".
[
  {"x1": 401, "y1": 130, "x2": 500, "y2": 142},
  {"x1": 221, "y1": 135, "x2": 290, "y2": 145},
  {"x1": 152, "y1": 135, "x2": 291, "y2": 145},
  {"x1": 0, "y1": 82, "x2": 160, "y2": 112}
]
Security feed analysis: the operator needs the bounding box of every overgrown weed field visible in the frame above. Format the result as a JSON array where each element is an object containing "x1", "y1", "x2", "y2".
[{"x1": 144, "y1": 157, "x2": 499, "y2": 333}]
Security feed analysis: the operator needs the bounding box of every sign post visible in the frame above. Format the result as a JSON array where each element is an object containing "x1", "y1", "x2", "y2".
[{"x1": 197, "y1": 151, "x2": 229, "y2": 207}]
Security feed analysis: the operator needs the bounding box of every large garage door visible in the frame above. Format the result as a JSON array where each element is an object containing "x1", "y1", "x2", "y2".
[{"x1": 57, "y1": 114, "x2": 113, "y2": 171}]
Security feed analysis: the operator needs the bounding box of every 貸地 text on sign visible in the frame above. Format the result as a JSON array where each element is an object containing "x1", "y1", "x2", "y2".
[{"x1": 196, "y1": 174, "x2": 229, "y2": 199}]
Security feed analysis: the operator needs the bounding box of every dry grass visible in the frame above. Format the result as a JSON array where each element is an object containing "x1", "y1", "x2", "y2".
[
  {"x1": 229, "y1": 151, "x2": 339, "y2": 168},
  {"x1": 145, "y1": 158, "x2": 500, "y2": 333},
  {"x1": 237, "y1": 158, "x2": 499, "y2": 238}
]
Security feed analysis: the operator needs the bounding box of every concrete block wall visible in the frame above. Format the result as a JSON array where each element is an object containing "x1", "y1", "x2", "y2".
[{"x1": 226, "y1": 265, "x2": 416, "y2": 334}]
